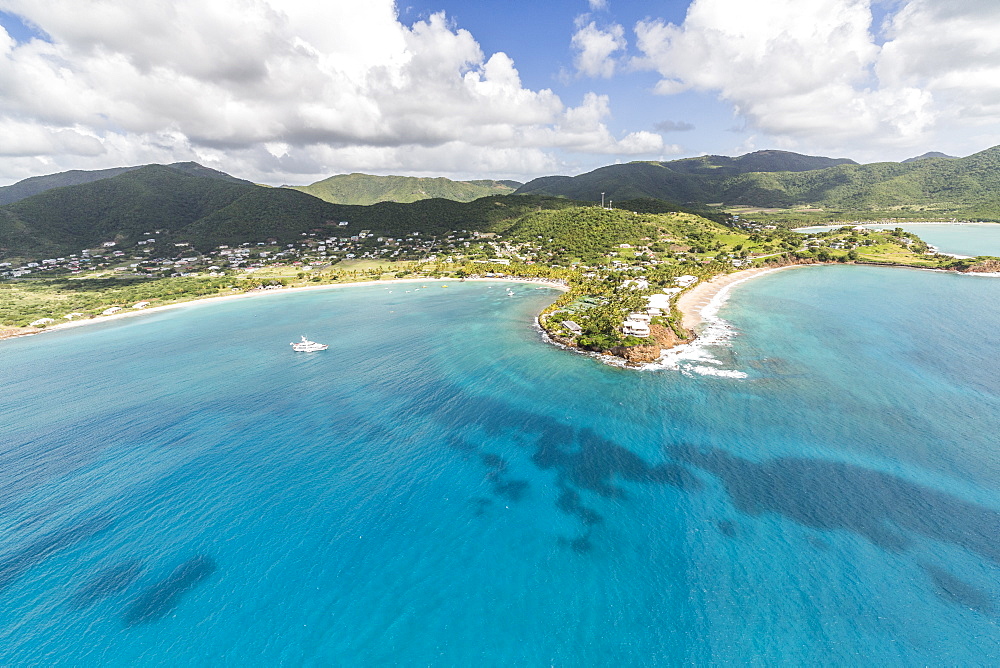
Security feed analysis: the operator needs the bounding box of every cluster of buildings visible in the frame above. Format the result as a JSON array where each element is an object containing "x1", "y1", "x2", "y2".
[{"x1": 620, "y1": 276, "x2": 697, "y2": 338}]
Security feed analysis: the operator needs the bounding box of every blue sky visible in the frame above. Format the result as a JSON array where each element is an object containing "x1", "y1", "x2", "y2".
[{"x1": 0, "y1": 1, "x2": 998, "y2": 185}]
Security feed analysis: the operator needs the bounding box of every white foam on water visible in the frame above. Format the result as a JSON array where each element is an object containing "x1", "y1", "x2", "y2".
[{"x1": 642, "y1": 267, "x2": 796, "y2": 376}]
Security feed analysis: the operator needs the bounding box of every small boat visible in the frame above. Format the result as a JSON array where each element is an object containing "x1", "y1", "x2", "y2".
[
  {"x1": 290, "y1": 336, "x2": 328, "y2": 352},
  {"x1": 506, "y1": 288, "x2": 515, "y2": 296}
]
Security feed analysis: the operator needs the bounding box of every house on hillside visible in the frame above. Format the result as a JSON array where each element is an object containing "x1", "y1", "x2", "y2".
[
  {"x1": 562, "y1": 320, "x2": 583, "y2": 335},
  {"x1": 674, "y1": 275, "x2": 698, "y2": 287},
  {"x1": 623, "y1": 313, "x2": 651, "y2": 338}
]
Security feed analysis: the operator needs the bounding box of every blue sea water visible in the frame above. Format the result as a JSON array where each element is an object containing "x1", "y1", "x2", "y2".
[
  {"x1": 1, "y1": 270, "x2": 999, "y2": 665},
  {"x1": 796, "y1": 222, "x2": 1000, "y2": 257}
]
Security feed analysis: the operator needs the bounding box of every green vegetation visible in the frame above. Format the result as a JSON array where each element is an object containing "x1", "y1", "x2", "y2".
[
  {"x1": 3, "y1": 158, "x2": 997, "y2": 364},
  {"x1": 0, "y1": 165, "x2": 579, "y2": 260},
  {"x1": 288, "y1": 173, "x2": 519, "y2": 205},
  {"x1": 0, "y1": 161, "x2": 249, "y2": 206},
  {"x1": 516, "y1": 146, "x2": 1000, "y2": 223}
]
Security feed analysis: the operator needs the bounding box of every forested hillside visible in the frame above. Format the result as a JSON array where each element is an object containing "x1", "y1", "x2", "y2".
[
  {"x1": 516, "y1": 146, "x2": 1000, "y2": 220},
  {"x1": 0, "y1": 164, "x2": 574, "y2": 258},
  {"x1": 287, "y1": 173, "x2": 518, "y2": 205}
]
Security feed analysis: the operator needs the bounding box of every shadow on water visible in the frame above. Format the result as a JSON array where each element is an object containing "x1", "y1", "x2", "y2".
[
  {"x1": 124, "y1": 555, "x2": 217, "y2": 626},
  {"x1": 0, "y1": 515, "x2": 113, "y2": 594},
  {"x1": 67, "y1": 561, "x2": 145, "y2": 610},
  {"x1": 671, "y1": 446, "x2": 1000, "y2": 566}
]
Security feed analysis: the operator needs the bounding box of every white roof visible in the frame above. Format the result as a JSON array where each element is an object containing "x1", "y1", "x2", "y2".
[{"x1": 645, "y1": 294, "x2": 673, "y2": 309}]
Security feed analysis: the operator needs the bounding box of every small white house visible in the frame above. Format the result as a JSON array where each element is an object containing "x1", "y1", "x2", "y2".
[
  {"x1": 132, "y1": 301, "x2": 151, "y2": 309},
  {"x1": 64, "y1": 313, "x2": 84, "y2": 320},
  {"x1": 561, "y1": 320, "x2": 583, "y2": 335},
  {"x1": 674, "y1": 275, "x2": 698, "y2": 287},
  {"x1": 102, "y1": 307, "x2": 123, "y2": 315},
  {"x1": 621, "y1": 278, "x2": 649, "y2": 290}
]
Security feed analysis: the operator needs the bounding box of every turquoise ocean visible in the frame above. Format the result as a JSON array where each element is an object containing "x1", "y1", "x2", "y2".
[{"x1": 1, "y1": 234, "x2": 999, "y2": 664}]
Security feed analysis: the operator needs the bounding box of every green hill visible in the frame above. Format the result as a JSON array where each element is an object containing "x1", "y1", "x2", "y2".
[
  {"x1": 287, "y1": 173, "x2": 519, "y2": 205},
  {"x1": 515, "y1": 150, "x2": 855, "y2": 202},
  {"x1": 0, "y1": 164, "x2": 570, "y2": 258},
  {"x1": 515, "y1": 146, "x2": 1000, "y2": 220},
  {"x1": 0, "y1": 162, "x2": 249, "y2": 206},
  {"x1": 0, "y1": 167, "x2": 141, "y2": 206}
]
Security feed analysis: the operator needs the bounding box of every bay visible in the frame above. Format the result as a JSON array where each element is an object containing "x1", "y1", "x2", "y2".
[{"x1": 0, "y1": 268, "x2": 998, "y2": 665}]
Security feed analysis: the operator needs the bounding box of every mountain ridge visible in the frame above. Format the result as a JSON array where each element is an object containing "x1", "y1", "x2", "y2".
[
  {"x1": 515, "y1": 146, "x2": 1000, "y2": 220},
  {"x1": 286, "y1": 173, "x2": 520, "y2": 205}
]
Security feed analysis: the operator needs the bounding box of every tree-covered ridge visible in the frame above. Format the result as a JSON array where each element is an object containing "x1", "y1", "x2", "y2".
[
  {"x1": 0, "y1": 161, "x2": 250, "y2": 207},
  {"x1": 287, "y1": 173, "x2": 518, "y2": 205},
  {"x1": 0, "y1": 163, "x2": 582, "y2": 259},
  {"x1": 515, "y1": 145, "x2": 1000, "y2": 221}
]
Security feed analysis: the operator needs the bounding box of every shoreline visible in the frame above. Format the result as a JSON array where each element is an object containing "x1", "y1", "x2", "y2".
[
  {"x1": 0, "y1": 276, "x2": 568, "y2": 342},
  {"x1": 675, "y1": 265, "x2": 805, "y2": 331},
  {"x1": 793, "y1": 221, "x2": 1000, "y2": 230}
]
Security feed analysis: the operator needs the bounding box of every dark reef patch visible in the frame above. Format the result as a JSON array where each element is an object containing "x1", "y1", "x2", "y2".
[
  {"x1": 124, "y1": 555, "x2": 217, "y2": 626},
  {"x1": 480, "y1": 453, "x2": 508, "y2": 472},
  {"x1": 493, "y1": 479, "x2": 530, "y2": 502},
  {"x1": 716, "y1": 520, "x2": 738, "y2": 538},
  {"x1": 555, "y1": 487, "x2": 604, "y2": 526},
  {"x1": 67, "y1": 561, "x2": 144, "y2": 609},
  {"x1": 470, "y1": 497, "x2": 494, "y2": 516},
  {"x1": 532, "y1": 427, "x2": 701, "y2": 498},
  {"x1": 672, "y1": 446, "x2": 1000, "y2": 565},
  {"x1": 558, "y1": 534, "x2": 594, "y2": 554},
  {"x1": 922, "y1": 564, "x2": 995, "y2": 614},
  {"x1": 0, "y1": 514, "x2": 113, "y2": 593}
]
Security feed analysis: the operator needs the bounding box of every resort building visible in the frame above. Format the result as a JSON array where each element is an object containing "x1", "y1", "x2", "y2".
[{"x1": 623, "y1": 313, "x2": 651, "y2": 338}]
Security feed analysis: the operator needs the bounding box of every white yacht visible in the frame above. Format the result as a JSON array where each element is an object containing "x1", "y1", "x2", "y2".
[{"x1": 290, "y1": 336, "x2": 329, "y2": 352}]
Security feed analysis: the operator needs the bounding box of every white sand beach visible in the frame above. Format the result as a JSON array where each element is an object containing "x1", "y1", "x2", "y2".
[{"x1": 1, "y1": 276, "x2": 569, "y2": 341}]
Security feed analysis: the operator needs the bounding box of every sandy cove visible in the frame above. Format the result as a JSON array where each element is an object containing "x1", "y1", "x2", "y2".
[
  {"x1": 675, "y1": 265, "x2": 804, "y2": 331},
  {"x1": 0, "y1": 276, "x2": 569, "y2": 342}
]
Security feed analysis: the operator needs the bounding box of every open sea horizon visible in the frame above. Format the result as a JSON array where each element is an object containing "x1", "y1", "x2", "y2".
[{"x1": 1, "y1": 235, "x2": 999, "y2": 663}]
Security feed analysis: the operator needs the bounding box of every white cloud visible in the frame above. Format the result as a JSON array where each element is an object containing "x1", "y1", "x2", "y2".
[
  {"x1": 0, "y1": 0, "x2": 658, "y2": 184},
  {"x1": 633, "y1": 0, "x2": 1000, "y2": 157},
  {"x1": 571, "y1": 18, "x2": 626, "y2": 78},
  {"x1": 588, "y1": 0, "x2": 608, "y2": 10}
]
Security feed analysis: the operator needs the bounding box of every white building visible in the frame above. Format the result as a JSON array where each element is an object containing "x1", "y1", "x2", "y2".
[
  {"x1": 561, "y1": 320, "x2": 583, "y2": 335},
  {"x1": 621, "y1": 278, "x2": 649, "y2": 290},
  {"x1": 623, "y1": 314, "x2": 651, "y2": 338},
  {"x1": 132, "y1": 301, "x2": 151, "y2": 309},
  {"x1": 645, "y1": 294, "x2": 673, "y2": 315},
  {"x1": 674, "y1": 275, "x2": 698, "y2": 287},
  {"x1": 102, "y1": 307, "x2": 123, "y2": 315}
]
